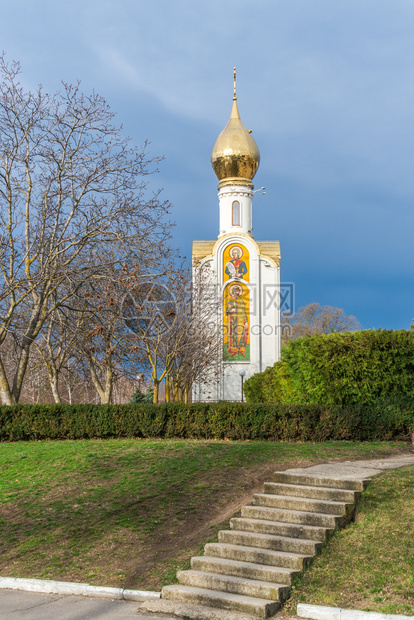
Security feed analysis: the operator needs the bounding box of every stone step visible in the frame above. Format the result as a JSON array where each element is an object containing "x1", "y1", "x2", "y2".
[
  {"x1": 263, "y1": 482, "x2": 358, "y2": 503},
  {"x1": 218, "y1": 529, "x2": 322, "y2": 555},
  {"x1": 241, "y1": 504, "x2": 344, "y2": 528},
  {"x1": 162, "y1": 584, "x2": 280, "y2": 618},
  {"x1": 273, "y1": 471, "x2": 367, "y2": 491},
  {"x1": 177, "y1": 569, "x2": 290, "y2": 602},
  {"x1": 230, "y1": 516, "x2": 331, "y2": 542},
  {"x1": 252, "y1": 493, "x2": 354, "y2": 517},
  {"x1": 191, "y1": 555, "x2": 299, "y2": 586},
  {"x1": 204, "y1": 542, "x2": 309, "y2": 570},
  {"x1": 161, "y1": 467, "x2": 364, "y2": 618}
]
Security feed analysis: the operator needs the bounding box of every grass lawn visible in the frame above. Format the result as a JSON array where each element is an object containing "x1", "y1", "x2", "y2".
[
  {"x1": 0, "y1": 439, "x2": 410, "y2": 593},
  {"x1": 284, "y1": 463, "x2": 414, "y2": 617}
]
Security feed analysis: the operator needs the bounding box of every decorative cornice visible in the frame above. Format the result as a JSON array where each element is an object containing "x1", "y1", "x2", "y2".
[
  {"x1": 218, "y1": 189, "x2": 253, "y2": 198},
  {"x1": 192, "y1": 240, "x2": 215, "y2": 265},
  {"x1": 192, "y1": 237, "x2": 281, "y2": 268}
]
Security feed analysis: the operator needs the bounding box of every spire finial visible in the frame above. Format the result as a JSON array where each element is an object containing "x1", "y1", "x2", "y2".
[{"x1": 233, "y1": 66, "x2": 237, "y2": 100}]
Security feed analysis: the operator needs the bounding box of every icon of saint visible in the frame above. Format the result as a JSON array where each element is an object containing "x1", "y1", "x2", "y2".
[
  {"x1": 225, "y1": 283, "x2": 249, "y2": 358},
  {"x1": 225, "y1": 246, "x2": 247, "y2": 279}
]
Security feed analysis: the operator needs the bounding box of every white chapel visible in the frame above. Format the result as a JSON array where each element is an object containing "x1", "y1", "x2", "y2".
[{"x1": 192, "y1": 70, "x2": 281, "y2": 401}]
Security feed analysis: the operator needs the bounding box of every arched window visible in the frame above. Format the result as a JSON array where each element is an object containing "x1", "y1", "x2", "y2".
[{"x1": 232, "y1": 200, "x2": 240, "y2": 226}]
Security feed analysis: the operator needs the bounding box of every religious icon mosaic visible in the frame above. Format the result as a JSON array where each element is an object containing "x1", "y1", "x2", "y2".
[
  {"x1": 223, "y1": 244, "x2": 249, "y2": 283},
  {"x1": 223, "y1": 243, "x2": 250, "y2": 361},
  {"x1": 223, "y1": 281, "x2": 250, "y2": 362}
]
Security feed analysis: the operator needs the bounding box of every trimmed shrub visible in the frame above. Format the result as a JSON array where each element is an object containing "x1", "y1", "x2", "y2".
[
  {"x1": 245, "y1": 329, "x2": 414, "y2": 406},
  {"x1": 0, "y1": 400, "x2": 413, "y2": 443}
]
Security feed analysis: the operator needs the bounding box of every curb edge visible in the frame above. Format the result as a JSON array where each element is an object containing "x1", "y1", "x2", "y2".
[
  {"x1": 297, "y1": 603, "x2": 413, "y2": 620},
  {"x1": 0, "y1": 577, "x2": 160, "y2": 600}
]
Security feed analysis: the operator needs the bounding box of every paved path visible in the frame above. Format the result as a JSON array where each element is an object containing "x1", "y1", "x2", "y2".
[
  {"x1": 0, "y1": 589, "x2": 175, "y2": 620},
  {"x1": 283, "y1": 453, "x2": 414, "y2": 480},
  {"x1": 2, "y1": 452, "x2": 413, "y2": 620}
]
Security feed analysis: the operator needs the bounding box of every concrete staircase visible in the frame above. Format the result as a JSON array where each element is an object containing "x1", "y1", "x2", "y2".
[{"x1": 162, "y1": 470, "x2": 368, "y2": 618}]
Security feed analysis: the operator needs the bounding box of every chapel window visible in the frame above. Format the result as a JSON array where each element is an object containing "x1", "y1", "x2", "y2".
[{"x1": 232, "y1": 200, "x2": 240, "y2": 226}]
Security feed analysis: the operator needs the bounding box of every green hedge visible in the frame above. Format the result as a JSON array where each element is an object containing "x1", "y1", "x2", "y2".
[
  {"x1": 0, "y1": 399, "x2": 413, "y2": 442},
  {"x1": 245, "y1": 330, "x2": 414, "y2": 406},
  {"x1": 244, "y1": 362, "x2": 295, "y2": 403}
]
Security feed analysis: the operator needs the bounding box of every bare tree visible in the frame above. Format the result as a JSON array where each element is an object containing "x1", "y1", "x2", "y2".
[
  {"x1": 121, "y1": 261, "x2": 222, "y2": 403},
  {"x1": 0, "y1": 55, "x2": 172, "y2": 403},
  {"x1": 170, "y1": 266, "x2": 221, "y2": 402},
  {"x1": 122, "y1": 272, "x2": 179, "y2": 403},
  {"x1": 283, "y1": 302, "x2": 360, "y2": 342},
  {"x1": 73, "y1": 274, "x2": 145, "y2": 404},
  {"x1": 156, "y1": 261, "x2": 222, "y2": 403},
  {"x1": 59, "y1": 356, "x2": 99, "y2": 404},
  {"x1": 10, "y1": 339, "x2": 52, "y2": 404},
  {"x1": 33, "y1": 293, "x2": 86, "y2": 403}
]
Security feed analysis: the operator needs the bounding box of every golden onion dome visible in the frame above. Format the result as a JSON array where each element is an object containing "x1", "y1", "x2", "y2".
[{"x1": 211, "y1": 70, "x2": 260, "y2": 187}]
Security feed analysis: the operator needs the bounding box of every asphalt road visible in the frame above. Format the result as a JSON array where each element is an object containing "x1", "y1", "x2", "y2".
[{"x1": 0, "y1": 589, "x2": 177, "y2": 620}]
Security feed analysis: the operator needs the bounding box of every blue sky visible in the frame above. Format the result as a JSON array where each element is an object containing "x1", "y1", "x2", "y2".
[{"x1": 2, "y1": 0, "x2": 414, "y2": 329}]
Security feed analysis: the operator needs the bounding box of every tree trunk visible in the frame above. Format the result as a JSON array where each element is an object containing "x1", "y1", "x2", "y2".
[
  {"x1": 11, "y1": 344, "x2": 31, "y2": 403},
  {"x1": 45, "y1": 363, "x2": 61, "y2": 404},
  {"x1": 165, "y1": 375, "x2": 170, "y2": 403},
  {"x1": 103, "y1": 367, "x2": 114, "y2": 404},
  {"x1": 11, "y1": 300, "x2": 46, "y2": 403},
  {"x1": 153, "y1": 381, "x2": 159, "y2": 403},
  {"x1": 0, "y1": 356, "x2": 14, "y2": 405},
  {"x1": 87, "y1": 358, "x2": 106, "y2": 404},
  {"x1": 49, "y1": 373, "x2": 61, "y2": 404}
]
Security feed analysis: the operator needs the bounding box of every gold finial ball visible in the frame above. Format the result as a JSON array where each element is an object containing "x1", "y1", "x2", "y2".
[{"x1": 211, "y1": 98, "x2": 260, "y2": 186}]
